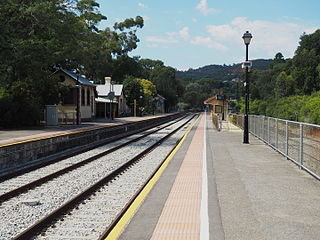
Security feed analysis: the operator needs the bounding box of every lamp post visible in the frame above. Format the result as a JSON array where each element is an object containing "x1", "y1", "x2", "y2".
[
  {"x1": 75, "y1": 70, "x2": 81, "y2": 125},
  {"x1": 109, "y1": 80, "x2": 114, "y2": 120},
  {"x1": 242, "y1": 31, "x2": 252, "y2": 144},
  {"x1": 134, "y1": 99, "x2": 137, "y2": 117}
]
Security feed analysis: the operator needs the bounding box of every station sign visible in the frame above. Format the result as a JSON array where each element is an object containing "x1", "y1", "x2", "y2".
[
  {"x1": 217, "y1": 95, "x2": 226, "y2": 100},
  {"x1": 242, "y1": 61, "x2": 252, "y2": 69}
]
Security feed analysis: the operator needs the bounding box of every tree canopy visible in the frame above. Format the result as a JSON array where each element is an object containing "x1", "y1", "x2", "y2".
[{"x1": 0, "y1": 0, "x2": 145, "y2": 126}]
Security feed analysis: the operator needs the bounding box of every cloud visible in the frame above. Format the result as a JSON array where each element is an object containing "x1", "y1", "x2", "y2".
[
  {"x1": 163, "y1": 27, "x2": 190, "y2": 41},
  {"x1": 145, "y1": 36, "x2": 179, "y2": 44},
  {"x1": 138, "y1": 3, "x2": 147, "y2": 8},
  {"x1": 142, "y1": 15, "x2": 150, "y2": 21},
  {"x1": 190, "y1": 36, "x2": 228, "y2": 51},
  {"x1": 179, "y1": 27, "x2": 190, "y2": 40},
  {"x1": 196, "y1": 0, "x2": 219, "y2": 16},
  {"x1": 206, "y1": 17, "x2": 317, "y2": 58},
  {"x1": 147, "y1": 44, "x2": 159, "y2": 48}
]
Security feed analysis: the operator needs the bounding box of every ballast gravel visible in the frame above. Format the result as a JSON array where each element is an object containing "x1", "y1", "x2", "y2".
[{"x1": 0, "y1": 126, "x2": 159, "y2": 195}]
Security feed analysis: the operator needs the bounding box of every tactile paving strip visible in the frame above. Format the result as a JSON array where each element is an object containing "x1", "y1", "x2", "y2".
[{"x1": 150, "y1": 115, "x2": 205, "y2": 240}]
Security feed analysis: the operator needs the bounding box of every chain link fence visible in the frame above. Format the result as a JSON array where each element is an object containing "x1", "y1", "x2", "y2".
[{"x1": 230, "y1": 114, "x2": 320, "y2": 180}]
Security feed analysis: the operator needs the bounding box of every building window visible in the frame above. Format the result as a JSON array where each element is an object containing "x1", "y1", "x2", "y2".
[
  {"x1": 81, "y1": 88, "x2": 85, "y2": 105},
  {"x1": 87, "y1": 89, "x2": 90, "y2": 106}
]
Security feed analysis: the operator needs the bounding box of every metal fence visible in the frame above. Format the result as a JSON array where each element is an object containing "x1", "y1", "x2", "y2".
[{"x1": 231, "y1": 114, "x2": 320, "y2": 180}]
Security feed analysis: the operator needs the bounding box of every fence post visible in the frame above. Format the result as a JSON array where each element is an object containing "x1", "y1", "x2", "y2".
[
  {"x1": 262, "y1": 117, "x2": 265, "y2": 141},
  {"x1": 285, "y1": 120, "x2": 289, "y2": 158},
  {"x1": 275, "y1": 119, "x2": 278, "y2": 148},
  {"x1": 259, "y1": 116, "x2": 262, "y2": 138},
  {"x1": 299, "y1": 123, "x2": 304, "y2": 169},
  {"x1": 267, "y1": 117, "x2": 270, "y2": 144}
]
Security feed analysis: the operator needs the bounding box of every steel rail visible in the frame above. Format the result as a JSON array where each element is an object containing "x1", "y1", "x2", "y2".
[
  {"x1": 0, "y1": 115, "x2": 188, "y2": 203},
  {"x1": 12, "y1": 114, "x2": 196, "y2": 240}
]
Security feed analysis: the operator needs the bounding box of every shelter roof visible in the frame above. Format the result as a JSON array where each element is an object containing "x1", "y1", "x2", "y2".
[{"x1": 58, "y1": 69, "x2": 96, "y2": 87}]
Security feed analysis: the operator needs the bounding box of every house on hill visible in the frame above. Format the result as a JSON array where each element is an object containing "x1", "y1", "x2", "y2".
[
  {"x1": 55, "y1": 68, "x2": 96, "y2": 122},
  {"x1": 95, "y1": 77, "x2": 130, "y2": 118}
]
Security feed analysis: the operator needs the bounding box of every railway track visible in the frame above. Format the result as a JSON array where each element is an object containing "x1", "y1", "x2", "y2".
[
  {"x1": 0, "y1": 115, "x2": 187, "y2": 201},
  {"x1": 0, "y1": 113, "x2": 197, "y2": 240},
  {"x1": 0, "y1": 113, "x2": 185, "y2": 182}
]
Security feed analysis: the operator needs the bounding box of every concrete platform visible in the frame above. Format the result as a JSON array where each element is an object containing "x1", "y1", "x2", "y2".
[
  {"x1": 0, "y1": 115, "x2": 167, "y2": 147},
  {"x1": 117, "y1": 113, "x2": 320, "y2": 240}
]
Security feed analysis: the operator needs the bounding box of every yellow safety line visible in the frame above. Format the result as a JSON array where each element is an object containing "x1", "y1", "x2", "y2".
[
  {"x1": 0, "y1": 123, "x2": 124, "y2": 148},
  {"x1": 104, "y1": 115, "x2": 201, "y2": 240}
]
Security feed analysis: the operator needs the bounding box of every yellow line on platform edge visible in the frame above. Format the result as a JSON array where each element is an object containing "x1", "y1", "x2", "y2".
[
  {"x1": 0, "y1": 123, "x2": 124, "y2": 148},
  {"x1": 104, "y1": 115, "x2": 201, "y2": 240}
]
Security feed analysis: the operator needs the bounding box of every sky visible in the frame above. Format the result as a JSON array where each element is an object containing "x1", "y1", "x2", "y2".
[{"x1": 96, "y1": 0, "x2": 320, "y2": 70}]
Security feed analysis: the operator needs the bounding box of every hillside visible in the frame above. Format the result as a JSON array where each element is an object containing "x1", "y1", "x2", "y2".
[{"x1": 176, "y1": 59, "x2": 272, "y2": 82}]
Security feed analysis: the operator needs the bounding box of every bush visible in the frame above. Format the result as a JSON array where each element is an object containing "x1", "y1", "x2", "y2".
[
  {"x1": 239, "y1": 92, "x2": 320, "y2": 125},
  {"x1": 301, "y1": 95, "x2": 320, "y2": 124},
  {"x1": 0, "y1": 96, "x2": 40, "y2": 128}
]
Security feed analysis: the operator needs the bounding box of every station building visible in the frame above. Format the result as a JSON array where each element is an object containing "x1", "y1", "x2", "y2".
[
  {"x1": 55, "y1": 68, "x2": 96, "y2": 122},
  {"x1": 95, "y1": 77, "x2": 130, "y2": 118}
]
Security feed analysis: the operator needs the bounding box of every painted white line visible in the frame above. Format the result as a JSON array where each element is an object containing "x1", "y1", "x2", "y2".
[{"x1": 200, "y1": 114, "x2": 210, "y2": 240}]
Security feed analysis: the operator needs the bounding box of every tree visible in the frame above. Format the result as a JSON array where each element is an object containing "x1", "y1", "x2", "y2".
[
  {"x1": 138, "y1": 78, "x2": 156, "y2": 114},
  {"x1": 138, "y1": 58, "x2": 164, "y2": 79},
  {"x1": 123, "y1": 76, "x2": 144, "y2": 115},
  {"x1": 149, "y1": 66, "x2": 179, "y2": 111},
  {"x1": 274, "y1": 52, "x2": 285, "y2": 64},
  {"x1": 274, "y1": 72, "x2": 295, "y2": 98},
  {"x1": 0, "y1": 0, "x2": 145, "y2": 126},
  {"x1": 0, "y1": 0, "x2": 89, "y2": 126},
  {"x1": 183, "y1": 83, "x2": 203, "y2": 109}
]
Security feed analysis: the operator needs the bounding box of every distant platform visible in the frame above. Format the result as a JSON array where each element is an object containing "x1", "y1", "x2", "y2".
[{"x1": 0, "y1": 114, "x2": 168, "y2": 147}]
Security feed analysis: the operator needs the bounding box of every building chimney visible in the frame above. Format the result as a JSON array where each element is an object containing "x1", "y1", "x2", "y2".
[{"x1": 104, "y1": 77, "x2": 111, "y2": 85}]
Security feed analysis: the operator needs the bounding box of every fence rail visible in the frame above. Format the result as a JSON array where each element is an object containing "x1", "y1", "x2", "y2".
[{"x1": 230, "y1": 114, "x2": 320, "y2": 180}]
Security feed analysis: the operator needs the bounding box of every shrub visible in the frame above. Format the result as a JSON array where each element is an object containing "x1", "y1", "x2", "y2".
[{"x1": 0, "y1": 96, "x2": 40, "y2": 128}]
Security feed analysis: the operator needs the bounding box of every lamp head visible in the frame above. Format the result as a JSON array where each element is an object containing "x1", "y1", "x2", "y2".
[{"x1": 242, "y1": 31, "x2": 252, "y2": 45}]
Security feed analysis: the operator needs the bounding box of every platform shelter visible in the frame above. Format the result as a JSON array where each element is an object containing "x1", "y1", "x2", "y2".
[{"x1": 204, "y1": 94, "x2": 229, "y2": 120}]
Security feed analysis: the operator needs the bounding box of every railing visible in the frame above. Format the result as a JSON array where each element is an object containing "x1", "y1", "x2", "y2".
[{"x1": 231, "y1": 114, "x2": 320, "y2": 180}]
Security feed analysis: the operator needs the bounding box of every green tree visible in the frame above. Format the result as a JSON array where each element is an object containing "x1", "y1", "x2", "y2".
[
  {"x1": 149, "y1": 66, "x2": 179, "y2": 111},
  {"x1": 274, "y1": 72, "x2": 295, "y2": 98},
  {"x1": 0, "y1": 0, "x2": 90, "y2": 126},
  {"x1": 0, "y1": 0, "x2": 145, "y2": 126},
  {"x1": 123, "y1": 76, "x2": 144, "y2": 115}
]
